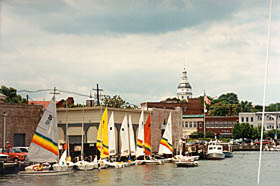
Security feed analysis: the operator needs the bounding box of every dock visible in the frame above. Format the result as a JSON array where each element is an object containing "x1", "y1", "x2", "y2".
[{"x1": 0, "y1": 161, "x2": 27, "y2": 174}]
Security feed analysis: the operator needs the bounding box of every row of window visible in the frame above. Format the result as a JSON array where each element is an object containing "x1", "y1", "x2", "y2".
[
  {"x1": 206, "y1": 121, "x2": 236, "y2": 128},
  {"x1": 241, "y1": 115, "x2": 280, "y2": 122},
  {"x1": 182, "y1": 121, "x2": 198, "y2": 128},
  {"x1": 182, "y1": 121, "x2": 236, "y2": 128},
  {"x1": 265, "y1": 123, "x2": 280, "y2": 129},
  {"x1": 241, "y1": 117, "x2": 254, "y2": 123}
]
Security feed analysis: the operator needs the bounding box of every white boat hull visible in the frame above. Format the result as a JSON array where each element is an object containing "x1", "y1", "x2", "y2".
[
  {"x1": 19, "y1": 170, "x2": 72, "y2": 176},
  {"x1": 206, "y1": 153, "x2": 225, "y2": 160}
]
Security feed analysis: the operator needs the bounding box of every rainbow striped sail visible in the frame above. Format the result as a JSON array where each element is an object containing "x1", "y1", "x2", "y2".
[
  {"x1": 158, "y1": 113, "x2": 173, "y2": 155},
  {"x1": 144, "y1": 114, "x2": 151, "y2": 156},
  {"x1": 27, "y1": 96, "x2": 59, "y2": 162}
]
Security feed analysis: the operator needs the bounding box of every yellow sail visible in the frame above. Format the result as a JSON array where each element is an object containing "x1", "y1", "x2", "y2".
[{"x1": 96, "y1": 107, "x2": 109, "y2": 159}]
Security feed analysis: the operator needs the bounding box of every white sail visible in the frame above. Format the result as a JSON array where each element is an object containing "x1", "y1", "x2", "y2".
[
  {"x1": 136, "y1": 110, "x2": 145, "y2": 157},
  {"x1": 120, "y1": 114, "x2": 130, "y2": 156},
  {"x1": 59, "y1": 150, "x2": 67, "y2": 166},
  {"x1": 108, "y1": 112, "x2": 116, "y2": 156},
  {"x1": 128, "y1": 114, "x2": 136, "y2": 156},
  {"x1": 27, "y1": 96, "x2": 59, "y2": 162},
  {"x1": 159, "y1": 112, "x2": 173, "y2": 155}
]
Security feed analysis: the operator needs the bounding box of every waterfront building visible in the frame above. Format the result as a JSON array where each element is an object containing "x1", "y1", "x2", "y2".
[
  {"x1": 0, "y1": 103, "x2": 43, "y2": 148},
  {"x1": 239, "y1": 112, "x2": 280, "y2": 131},
  {"x1": 198, "y1": 116, "x2": 239, "y2": 138},
  {"x1": 177, "y1": 68, "x2": 192, "y2": 101},
  {"x1": 141, "y1": 98, "x2": 203, "y2": 115},
  {"x1": 56, "y1": 106, "x2": 182, "y2": 158},
  {"x1": 182, "y1": 114, "x2": 204, "y2": 138}
]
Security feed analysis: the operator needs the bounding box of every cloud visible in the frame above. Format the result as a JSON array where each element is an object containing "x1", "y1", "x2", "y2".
[{"x1": 0, "y1": 0, "x2": 280, "y2": 106}]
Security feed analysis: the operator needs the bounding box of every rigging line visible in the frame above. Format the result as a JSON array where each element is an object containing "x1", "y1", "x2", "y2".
[
  {"x1": 257, "y1": 0, "x2": 273, "y2": 184},
  {"x1": 18, "y1": 89, "x2": 53, "y2": 93},
  {"x1": 57, "y1": 89, "x2": 89, "y2": 98}
]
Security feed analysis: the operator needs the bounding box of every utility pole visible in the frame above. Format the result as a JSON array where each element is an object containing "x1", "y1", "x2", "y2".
[
  {"x1": 275, "y1": 104, "x2": 278, "y2": 144},
  {"x1": 92, "y1": 84, "x2": 103, "y2": 105},
  {"x1": 2, "y1": 112, "x2": 7, "y2": 150}
]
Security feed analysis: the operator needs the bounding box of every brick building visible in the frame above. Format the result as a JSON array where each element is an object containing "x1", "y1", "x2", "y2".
[
  {"x1": 197, "y1": 116, "x2": 239, "y2": 138},
  {"x1": 0, "y1": 103, "x2": 43, "y2": 148},
  {"x1": 141, "y1": 98, "x2": 203, "y2": 115}
]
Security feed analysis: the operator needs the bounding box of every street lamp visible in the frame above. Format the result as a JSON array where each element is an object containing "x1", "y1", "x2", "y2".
[{"x1": 2, "y1": 112, "x2": 7, "y2": 150}]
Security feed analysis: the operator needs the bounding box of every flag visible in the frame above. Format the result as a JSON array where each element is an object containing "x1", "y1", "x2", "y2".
[{"x1": 204, "y1": 96, "x2": 211, "y2": 105}]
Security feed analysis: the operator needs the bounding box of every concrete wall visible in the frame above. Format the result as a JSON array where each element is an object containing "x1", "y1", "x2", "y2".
[{"x1": 0, "y1": 103, "x2": 43, "y2": 148}]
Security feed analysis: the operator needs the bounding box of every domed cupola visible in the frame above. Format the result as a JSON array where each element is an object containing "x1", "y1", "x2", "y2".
[{"x1": 177, "y1": 68, "x2": 192, "y2": 101}]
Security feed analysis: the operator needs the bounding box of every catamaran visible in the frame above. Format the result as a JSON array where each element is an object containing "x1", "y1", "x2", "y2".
[{"x1": 19, "y1": 96, "x2": 72, "y2": 176}]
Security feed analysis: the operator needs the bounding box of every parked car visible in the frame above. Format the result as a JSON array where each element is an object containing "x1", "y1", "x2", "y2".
[
  {"x1": 1, "y1": 148, "x2": 28, "y2": 162},
  {"x1": 0, "y1": 153, "x2": 9, "y2": 162},
  {"x1": 254, "y1": 140, "x2": 271, "y2": 145},
  {"x1": 12, "y1": 147, "x2": 29, "y2": 153}
]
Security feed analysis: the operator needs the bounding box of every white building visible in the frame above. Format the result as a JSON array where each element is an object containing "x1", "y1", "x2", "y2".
[
  {"x1": 177, "y1": 68, "x2": 192, "y2": 101},
  {"x1": 239, "y1": 112, "x2": 280, "y2": 131}
]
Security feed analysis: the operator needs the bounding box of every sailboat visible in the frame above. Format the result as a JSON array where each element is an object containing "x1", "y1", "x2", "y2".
[
  {"x1": 19, "y1": 96, "x2": 72, "y2": 175},
  {"x1": 143, "y1": 114, "x2": 162, "y2": 165},
  {"x1": 96, "y1": 107, "x2": 109, "y2": 169},
  {"x1": 105, "y1": 111, "x2": 124, "y2": 168},
  {"x1": 53, "y1": 149, "x2": 74, "y2": 171},
  {"x1": 157, "y1": 112, "x2": 173, "y2": 163},
  {"x1": 75, "y1": 105, "x2": 98, "y2": 171},
  {"x1": 135, "y1": 110, "x2": 145, "y2": 164},
  {"x1": 128, "y1": 114, "x2": 136, "y2": 157}
]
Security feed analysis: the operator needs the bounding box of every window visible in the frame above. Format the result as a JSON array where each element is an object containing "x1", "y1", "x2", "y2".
[
  {"x1": 224, "y1": 121, "x2": 228, "y2": 128},
  {"x1": 185, "y1": 122, "x2": 188, "y2": 128},
  {"x1": 194, "y1": 122, "x2": 197, "y2": 128},
  {"x1": 189, "y1": 122, "x2": 192, "y2": 128},
  {"x1": 251, "y1": 117, "x2": 253, "y2": 122},
  {"x1": 219, "y1": 121, "x2": 223, "y2": 128},
  {"x1": 241, "y1": 117, "x2": 244, "y2": 122},
  {"x1": 183, "y1": 107, "x2": 187, "y2": 112},
  {"x1": 228, "y1": 121, "x2": 233, "y2": 128},
  {"x1": 258, "y1": 115, "x2": 262, "y2": 120},
  {"x1": 199, "y1": 122, "x2": 202, "y2": 128},
  {"x1": 246, "y1": 117, "x2": 249, "y2": 122},
  {"x1": 210, "y1": 121, "x2": 214, "y2": 128},
  {"x1": 215, "y1": 121, "x2": 218, "y2": 128},
  {"x1": 206, "y1": 122, "x2": 210, "y2": 128},
  {"x1": 14, "y1": 133, "x2": 26, "y2": 147}
]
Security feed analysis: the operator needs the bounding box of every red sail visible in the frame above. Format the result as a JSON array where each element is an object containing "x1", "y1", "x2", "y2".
[{"x1": 144, "y1": 114, "x2": 151, "y2": 156}]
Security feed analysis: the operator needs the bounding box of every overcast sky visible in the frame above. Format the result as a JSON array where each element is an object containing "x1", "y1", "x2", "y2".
[{"x1": 0, "y1": 0, "x2": 279, "y2": 105}]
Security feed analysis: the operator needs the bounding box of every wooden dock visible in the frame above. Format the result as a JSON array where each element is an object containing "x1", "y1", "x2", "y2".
[{"x1": 0, "y1": 161, "x2": 27, "y2": 174}]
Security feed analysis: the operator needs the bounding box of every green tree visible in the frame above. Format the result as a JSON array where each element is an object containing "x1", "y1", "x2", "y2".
[
  {"x1": 0, "y1": 85, "x2": 27, "y2": 104},
  {"x1": 233, "y1": 123, "x2": 253, "y2": 139},
  {"x1": 215, "y1": 92, "x2": 239, "y2": 104},
  {"x1": 240, "y1": 100, "x2": 254, "y2": 112},
  {"x1": 102, "y1": 95, "x2": 135, "y2": 108},
  {"x1": 206, "y1": 131, "x2": 215, "y2": 138}
]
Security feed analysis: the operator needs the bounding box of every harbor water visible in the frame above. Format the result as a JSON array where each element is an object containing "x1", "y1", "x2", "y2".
[{"x1": 1, "y1": 152, "x2": 280, "y2": 186}]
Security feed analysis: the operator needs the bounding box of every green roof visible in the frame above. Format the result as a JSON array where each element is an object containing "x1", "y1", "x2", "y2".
[{"x1": 182, "y1": 114, "x2": 204, "y2": 118}]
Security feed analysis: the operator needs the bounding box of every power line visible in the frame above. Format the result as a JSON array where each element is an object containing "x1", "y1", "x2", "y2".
[{"x1": 18, "y1": 88, "x2": 90, "y2": 98}]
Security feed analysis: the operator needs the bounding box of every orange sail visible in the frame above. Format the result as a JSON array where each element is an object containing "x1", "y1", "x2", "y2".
[{"x1": 144, "y1": 114, "x2": 151, "y2": 156}]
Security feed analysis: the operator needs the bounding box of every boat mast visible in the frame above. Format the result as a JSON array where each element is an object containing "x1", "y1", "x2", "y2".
[
  {"x1": 81, "y1": 102, "x2": 85, "y2": 160},
  {"x1": 257, "y1": 0, "x2": 273, "y2": 184}
]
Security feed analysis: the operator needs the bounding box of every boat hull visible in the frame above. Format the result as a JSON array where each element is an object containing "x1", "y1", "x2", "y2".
[
  {"x1": 206, "y1": 153, "x2": 225, "y2": 160},
  {"x1": 224, "y1": 152, "x2": 233, "y2": 158},
  {"x1": 19, "y1": 170, "x2": 72, "y2": 176},
  {"x1": 176, "y1": 161, "x2": 198, "y2": 168}
]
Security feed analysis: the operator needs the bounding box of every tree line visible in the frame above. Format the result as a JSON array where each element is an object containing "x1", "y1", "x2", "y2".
[{"x1": 201, "y1": 92, "x2": 280, "y2": 116}]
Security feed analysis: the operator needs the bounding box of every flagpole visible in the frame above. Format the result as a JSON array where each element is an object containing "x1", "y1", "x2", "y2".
[{"x1": 203, "y1": 91, "x2": 206, "y2": 138}]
